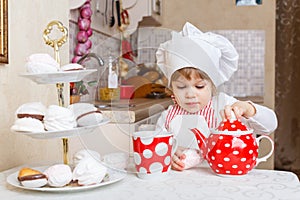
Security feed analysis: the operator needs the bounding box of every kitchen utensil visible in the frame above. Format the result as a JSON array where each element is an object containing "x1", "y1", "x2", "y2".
[
  {"x1": 105, "y1": 0, "x2": 108, "y2": 24},
  {"x1": 109, "y1": 0, "x2": 115, "y2": 27},
  {"x1": 121, "y1": 9, "x2": 130, "y2": 25},
  {"x1": 190, "y1": 114, "x2": 274, "y2": 176},
  {"x1": 132, "y1": 130, "x2": 177, "y2": 179},
  {"x1": 115, "y1": 0, "x2": 121, "y2": 27}
]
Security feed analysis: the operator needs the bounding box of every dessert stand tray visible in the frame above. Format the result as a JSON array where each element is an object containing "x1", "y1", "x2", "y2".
[
  {"x1": 20, "y1": 69, "x2": 97, "y2": 84},
  {"x1": 13, "y1": 118, "x2": 110, "y2": 139},
  {"x1": 6, "y1": 166, "x2": 127, "y2": 192}
]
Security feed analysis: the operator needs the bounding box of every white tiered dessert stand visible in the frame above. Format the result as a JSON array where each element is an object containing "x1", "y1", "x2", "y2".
[
  {"x1": 7, "y1": 21, "x2": 126, "y2": 192},
  {"x1": 22, "y1": 20, "x2": 108, "y2": 165}
]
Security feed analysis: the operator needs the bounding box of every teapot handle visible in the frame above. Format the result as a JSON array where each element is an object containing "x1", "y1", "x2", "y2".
[{"x1": 256, "y1": 135, "x2": 274, "y2": 165}]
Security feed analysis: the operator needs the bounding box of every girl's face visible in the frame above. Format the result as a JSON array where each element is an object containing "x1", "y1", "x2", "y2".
[{"x1": 171, "y1": 72, "x2": 213, "y2": 113}]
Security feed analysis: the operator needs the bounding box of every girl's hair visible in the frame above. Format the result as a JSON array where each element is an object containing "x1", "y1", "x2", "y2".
[{"x1": 170, "y1": 67, "x2": 217, "y2": 95}]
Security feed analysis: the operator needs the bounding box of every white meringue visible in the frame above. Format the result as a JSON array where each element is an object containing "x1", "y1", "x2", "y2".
[
  {"x1": 72, "y1": 157, "x2": 107, "y2": 186},
  {"x1": 68, "y1": 103, "x2": 96, "y2": 118},
  {"x1": 73, "y1": 149, "x2": 101, "y2": 166},
  {"x1": 15, "y1": 102, "x2": 47, "y2": 117},
  {"x1": 11, "y1": 118, "x2": 45, "y2": 132},
  {"x1": 68, "y1": 103, "x2": 103, "y2": 126},
  {"x1": 20, "y1": 178, "x2": 48, "y2": 188},
  {"x1": 60, "y1": 63, "x2": 84, "y2": 71},
  {"x1": 77, "y1": 113, "x2": 103, "y2": 127},
  {"x1": 44, "y1": 105, "x2": 77, "y2": 131},
  {"x1": 25, "y1": 62, "x2": 58, "y2": 73},
  {"x1": 44, "y1": 164, "x2": 72, "y2": 187},
  {"x1": 181, "y1": 148, "x2": 204, "y2": 169},
  {"x1": 26, "y1": 53, "x2": 59, "y2": 73}
]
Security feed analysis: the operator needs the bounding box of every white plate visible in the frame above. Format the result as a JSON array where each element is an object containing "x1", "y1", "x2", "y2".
[
  {"x1": 13, "y1": 118, "x2": 110, "y2": 139},
  {"x1": 20, "y1": 69, "x2": 97, "y2": 84},
  {"x1": 6, "y1": 166, "x2": 126, "y2": 192}
]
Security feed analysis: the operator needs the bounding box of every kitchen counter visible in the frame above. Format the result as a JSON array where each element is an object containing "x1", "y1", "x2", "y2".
[
  {"x1": 92, "y1": 96, "x2": 264, "y2": 124},
  {"x1": 93, "y1": 97, "x2": 173, "y2": 123},
  {"x1": 1, "y1": 166, "x2": 300, "y2": 200}
]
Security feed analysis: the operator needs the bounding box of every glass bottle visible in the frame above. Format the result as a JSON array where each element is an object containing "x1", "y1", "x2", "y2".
[{"x1": 98, "y1": 52, "x2": 120, "y2": 101}]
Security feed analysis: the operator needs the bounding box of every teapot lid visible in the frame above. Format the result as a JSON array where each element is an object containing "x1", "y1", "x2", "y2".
[{"x1": 217, "y1": 119, "x2": 248, "y2": 131}]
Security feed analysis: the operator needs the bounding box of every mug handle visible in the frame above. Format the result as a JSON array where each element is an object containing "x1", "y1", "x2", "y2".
[
  {"x1": 256, "y1": 135, "x2": 274, "y2": 165},
  {"x1": 171, "y1": 137, "x2": 178, "y2": 156}
]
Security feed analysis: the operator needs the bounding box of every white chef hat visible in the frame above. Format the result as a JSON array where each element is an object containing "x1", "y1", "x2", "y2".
[{"x1": 156, "y1": 22, "x2": 239, "y2": 87}]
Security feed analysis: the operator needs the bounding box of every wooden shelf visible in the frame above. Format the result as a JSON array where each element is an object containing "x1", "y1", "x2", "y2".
[{"x1": 93, "y1": 97, "x2": 173, "y2": 123}]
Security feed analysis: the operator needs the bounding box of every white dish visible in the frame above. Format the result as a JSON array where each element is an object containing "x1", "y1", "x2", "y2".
[
  {"x1": 6, "y1": 166, "x2": 126, "y2": 192},
  {"x1": 13, "y1": 118, "x2": 110, "y2": 139},
  {"x1": 20, "y1": 69, "x2": 97, "y2": 84}
]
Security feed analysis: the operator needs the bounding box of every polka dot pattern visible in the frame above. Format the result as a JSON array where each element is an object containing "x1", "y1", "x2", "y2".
[
  {"x1": 206, "y1": 133, "x2": 258, "y2": 176},
  {"x1": 132, "y1": 134, "x2": 174, "y2": 174},
  {"x1": 217, "y1": 119, "x2": 248, "y2": 131}
]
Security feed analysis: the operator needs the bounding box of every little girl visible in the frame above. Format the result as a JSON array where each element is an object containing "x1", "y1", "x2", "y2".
[{"x1": 155, "y1": 22, "x2": 278, "y2": 171}]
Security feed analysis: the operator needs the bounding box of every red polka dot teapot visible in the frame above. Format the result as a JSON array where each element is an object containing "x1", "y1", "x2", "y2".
[{"x1": 190, "y1": 115, "x2": 274, "y2": 176}]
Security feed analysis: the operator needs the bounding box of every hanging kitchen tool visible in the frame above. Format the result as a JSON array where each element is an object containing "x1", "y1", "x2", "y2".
[
  {"x1": 104, "y1": 0, "x2": 108, "y2": 25},
  {"x1": 96, "y1": 0, "x2": 108, "y2": 25},
  {"x1": 121, "y1": 9, "x2": 130, "y2": 26},
  {"x1": 115, "y1": 0, "x2": 121, "y2": 27},
  {"x1": 109, "y1": 0, "x2": 115, "y2": 27}
]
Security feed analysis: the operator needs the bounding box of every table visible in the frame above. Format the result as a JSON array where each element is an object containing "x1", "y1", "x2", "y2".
[{"x1": 1, "y1": 166, "x2": 300, "y2": 200}]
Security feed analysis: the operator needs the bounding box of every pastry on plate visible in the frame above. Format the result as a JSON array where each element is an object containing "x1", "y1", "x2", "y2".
[
  {"x1": 11, "y1": 117, "x2": 45, "y2": 132},
  {"x1": 43, "y1": 164, "x2": 72, "y2": 187},
  {"x1": 60, "y1": 63, "x2": 85, "y2": 71},
  {"x1": 44, "y1": 105, "x2": 77, "y2": 131},
  {"x1": 73, "y1": 149, "x2": 101, "y2": 166},
  {"x1": 18, "y1": 167, "x2": 47, "y2": 188},
  {"x1": 72, "y1": 157, "x2": 107, "y2": 186},
  {"x1": 68, "y1": 103, "x2": 103, "y2": 127},
  {"x1": 25, "y1": 53, "x2": 59, "y2": 73},
  {"x1": 15, "y1": 102, "x2": 47, "y2": 121}
]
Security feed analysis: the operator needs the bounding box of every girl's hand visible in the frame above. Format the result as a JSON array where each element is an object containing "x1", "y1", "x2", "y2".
[
  {"x1": 171, "y1": 148, "x2": 186, "y2": 171},
  {"x1": 221, "y1": 101, "x2": 256, "y2": 120}
]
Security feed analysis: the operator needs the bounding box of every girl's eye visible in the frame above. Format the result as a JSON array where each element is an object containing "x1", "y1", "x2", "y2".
[
  {"x1": 195, "y1": 85, "x2": 205, "y2": 89},
  {"x1": 176, "y1": 86, "x2": 186, "y2": 89}
]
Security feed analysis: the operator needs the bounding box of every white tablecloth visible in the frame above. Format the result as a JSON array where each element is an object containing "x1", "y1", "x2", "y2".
[{"x1": 1, "y1": 166, "x2": 300, "y2": 200}]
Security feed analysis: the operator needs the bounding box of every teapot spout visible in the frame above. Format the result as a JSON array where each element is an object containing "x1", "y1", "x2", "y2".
[{"x1": 190, "y1": 128, "x2": 208, "y2": 157}]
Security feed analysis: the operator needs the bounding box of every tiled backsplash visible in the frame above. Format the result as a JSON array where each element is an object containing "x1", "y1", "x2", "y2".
[
  {"x1": 215, "y1": 30, "x2": 265, "y2": 97},
  {"x1": 70, "y1": 22, "x2": 265, "y2": 99}
]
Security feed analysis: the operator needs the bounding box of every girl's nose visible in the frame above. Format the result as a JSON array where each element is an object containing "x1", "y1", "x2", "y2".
[{"x1": 185, "y1": 87, "x2": 196, "y2": 98}]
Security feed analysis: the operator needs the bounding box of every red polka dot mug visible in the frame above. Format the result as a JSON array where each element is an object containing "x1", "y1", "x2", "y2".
[
  {"x1": 190, "y1": 118, "x2": 274, "y2": 176},
  {"x1": 132, "y1": 131, "x2": 178, "y2": 179}
]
